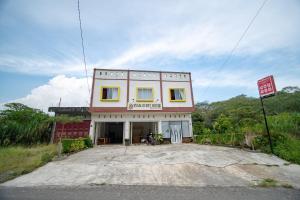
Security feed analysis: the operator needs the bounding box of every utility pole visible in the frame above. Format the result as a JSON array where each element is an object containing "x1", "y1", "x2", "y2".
[{"x1": 260, "y1": 97, "x2": 274, "y2": 154}]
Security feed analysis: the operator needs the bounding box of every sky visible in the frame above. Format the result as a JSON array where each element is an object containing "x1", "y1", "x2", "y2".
[{"x1": 0, "y1": 0, "x2": 300, "y2": 112}]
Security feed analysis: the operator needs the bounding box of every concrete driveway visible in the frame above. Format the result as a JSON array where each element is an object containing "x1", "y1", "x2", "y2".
[{"x1": 2, "y1": 144, "x2": 300, "y2": 188}]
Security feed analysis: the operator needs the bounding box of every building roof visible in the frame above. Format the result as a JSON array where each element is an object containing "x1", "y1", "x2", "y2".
[{"x1": 48, "y1": 107, "x2": 89, "y2": 114}]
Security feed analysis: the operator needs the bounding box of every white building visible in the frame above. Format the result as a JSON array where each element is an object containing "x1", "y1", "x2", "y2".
[{"x1": 89, "y1": 69, "x2": 195, "y2": 145}]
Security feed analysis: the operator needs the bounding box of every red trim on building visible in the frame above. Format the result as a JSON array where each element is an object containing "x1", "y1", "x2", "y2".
[
  {"x1": 89, "y1": 107, "x2": 195, "y2": 113},
  {"x1": 160, "y1": 71, "x2": 163, "y2": 108},
  {"x1": 189, "y1": 72, "x2": 195, "y2": 108},
  {"x1": 127, "y1": 70, "x2": 130, "y2": 104},
  {"x1": 90, "y1": 68, "x2": 96, "y2": 107}
]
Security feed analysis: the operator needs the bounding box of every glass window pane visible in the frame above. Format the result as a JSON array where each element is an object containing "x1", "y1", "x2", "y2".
[
  {"x1": 102, "y1": 87, "x2": 118, "y2": 99},
  {"x1": 162, "y1": 121, "x2": 170, "y2": 138},
  {"x1": 102, "y1": 88, "x2": 107, "y2": 99},
  {"x1": 138, "y1": 88, "x2": 152, "y2": 100},
  {"x1": 182, "y1": 121, "x2": 190, "y2": 137},
  {"x1": 171, "y1": 89, "x2": 185, "y2": 100},
  {"x1": 170, "y1": 89, "x2": 175, "y2": 100}
]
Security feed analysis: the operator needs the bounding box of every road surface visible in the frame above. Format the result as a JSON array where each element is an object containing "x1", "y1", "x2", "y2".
[{"x1": 0, "y1": 185, "x2": 299, "y2": 200}]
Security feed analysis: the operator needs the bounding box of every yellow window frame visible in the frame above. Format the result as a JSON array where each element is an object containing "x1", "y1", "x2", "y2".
[
  {"x1": 169, "y1": 88, "x2": 186, "y2": 102},
  {"x1": 136, "y1": 87, "x2": 154, "y2": 102},
  {"x1": 100, "y1": 86, "x2": 120, "y2": 102}
]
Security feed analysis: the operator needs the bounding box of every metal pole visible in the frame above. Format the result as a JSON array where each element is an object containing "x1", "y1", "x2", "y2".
[{"x1": 260, "y1": 97, "x2": 274, "y2": 154}]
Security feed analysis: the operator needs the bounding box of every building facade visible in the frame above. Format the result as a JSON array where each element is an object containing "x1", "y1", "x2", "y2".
[{"x1": 89, "y1": 69, "x2": 195, "y2": 145}]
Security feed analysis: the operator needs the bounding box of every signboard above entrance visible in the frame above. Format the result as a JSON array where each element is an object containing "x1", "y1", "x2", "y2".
[
  {"x1": 257, "y1": 75, "x2": 277, "y2": 98},
  {"x1": 127, "y1": 103, "x2": 162, "y2": 110}
]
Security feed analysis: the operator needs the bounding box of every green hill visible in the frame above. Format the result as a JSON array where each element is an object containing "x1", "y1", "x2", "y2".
[{"x1": 193, "y1": 86, "x2": 300, "y2": 164}]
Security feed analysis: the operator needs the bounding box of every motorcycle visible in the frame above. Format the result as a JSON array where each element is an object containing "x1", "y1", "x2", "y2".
[{"x1": 141, "y1": 132, "x2": 155, "y2": 145}]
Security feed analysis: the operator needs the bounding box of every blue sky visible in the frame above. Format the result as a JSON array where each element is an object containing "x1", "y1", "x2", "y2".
[{"x1": 0, "y1": 0, "x2": 300, "y2": 111}]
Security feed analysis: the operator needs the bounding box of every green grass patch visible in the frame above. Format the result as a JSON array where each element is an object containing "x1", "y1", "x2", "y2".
[
  {"x1": 257, "y1": 178, "x2": 278, "y2": 187},
  {"x1": 0, "y1": 144, "x2": 57, "y2": 183},
  {"x1": 194, "y1": 133, "x2": 244, "y2": 146}
]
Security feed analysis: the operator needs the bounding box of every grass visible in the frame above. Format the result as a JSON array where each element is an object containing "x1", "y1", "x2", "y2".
[
  {"x1": 257, "y1": 178, "x2": 278, "y2": 187},
  {"x1": 257, "y1": 178, "x2": 294, "y2": 188},
  {"x1": 0, "y1": 144, "x2": 57, "y2": 183}
]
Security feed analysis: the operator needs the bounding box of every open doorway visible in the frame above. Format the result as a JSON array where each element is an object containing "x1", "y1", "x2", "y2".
[
  {"x1": 131, "y1": 122, "x2": 157, "y2": 144},
  {"x1": 95, "y1": 122, "x2": 123, "y2": 144}
]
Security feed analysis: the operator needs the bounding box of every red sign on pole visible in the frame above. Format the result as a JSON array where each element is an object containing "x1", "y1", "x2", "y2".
[{"x1": 257, "y1": 75, "x2": 277, "y2": 97}]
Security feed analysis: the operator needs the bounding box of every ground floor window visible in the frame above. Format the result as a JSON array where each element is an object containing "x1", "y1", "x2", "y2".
[{"x1": 162, "y1": 121, "x2": 190, "y2": 143}]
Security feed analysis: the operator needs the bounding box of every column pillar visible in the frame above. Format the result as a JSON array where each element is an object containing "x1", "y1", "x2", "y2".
[
  {"x1": 158, "y1": 120, "x2": 162, "y2": 134},
  {"x1": 189, "y1": 114, "x2": 193, "y2": 137},
  {"x1": 89, "y1": 120, "x2": 95, "y2": 144},
  {"x1": 124, "y1": 120, "x2": 130, "y2": 140}
]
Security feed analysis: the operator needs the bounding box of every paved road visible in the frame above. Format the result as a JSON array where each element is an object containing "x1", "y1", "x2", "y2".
[
  {"x1": 0, "y1": 185, "x2": 299, "y2": 200},
  {"x1": 3, "y1": 144, "x2": 300, "y2": 188}
]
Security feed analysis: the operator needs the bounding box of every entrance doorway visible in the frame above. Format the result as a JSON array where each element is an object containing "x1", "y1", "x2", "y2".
[
  {"x1": 95, "y1": 122, "x2": 124, "y2": 145},
  {"x1": 169, "y1": 121, "x2": 183, "y2": 144},
  {"x1": 131, "y1": 122, "x2": 157, "y2": 144}
]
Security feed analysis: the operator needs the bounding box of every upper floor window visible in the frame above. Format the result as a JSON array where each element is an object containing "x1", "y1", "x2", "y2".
[
  {"x1": 169, "y1": 88, "x2": 186, "y2": 102},
  {"x1": 100, "y1": 86, "x2": 119, "y2": 101},
  {"x1": 136, "y1": 87, "x2": 153, "y2": 102}
]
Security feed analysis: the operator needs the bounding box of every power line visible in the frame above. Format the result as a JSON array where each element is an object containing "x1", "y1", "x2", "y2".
[
  {"x1": 201, "y1": 0, "x2": 269, "y2": 96},
  {"x1": 77, "y1": 0, "x2": 91, "y2": 96}
]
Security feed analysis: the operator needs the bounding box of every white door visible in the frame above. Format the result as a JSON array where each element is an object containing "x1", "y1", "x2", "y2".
[{"x1": 170, "y1": 122, "x2": 182, "y2": 144}]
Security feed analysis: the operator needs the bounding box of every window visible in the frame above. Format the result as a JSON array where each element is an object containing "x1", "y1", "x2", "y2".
[
  {"x1": 169, "y1": 88, "x2": 186, "y2": 102},
  {"x1": 136, "y1": 87, "x2": 153, "y2": 102},
  {"x1": 162, "y1": 122, "x2": 170, "y2": 138},
  {"x1": 100, "y1": 87, "x2": 119, "y2": 101},
  {"x1": 162, "y1": 121, "x2": 190, "y2": 138}
]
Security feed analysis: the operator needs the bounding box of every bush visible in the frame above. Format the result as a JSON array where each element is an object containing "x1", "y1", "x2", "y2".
[
  {"x1": 70, "y1": 140, "x2": 85, "y2": 152},
  {"x1": 213, "y1": 114, "x2": 234, "y2": 134},
  {"x1": 153, "y1": 133, "x2": 163, "y2": 144},
  {"x1": 0, "y1": 103, "x2": 52, "y2": 146},
  {"x1": 62, "y1": 137, "x2": 92, "y2": 153},
  {"x1": 254, "y1": 133, "x2": 300, "y2": 164},
  {"x1": 83, "y1": 137, "x2": 93, "y2": 148}
]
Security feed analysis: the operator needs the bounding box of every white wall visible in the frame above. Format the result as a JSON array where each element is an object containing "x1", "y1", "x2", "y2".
[
  {"x1": 162, "y1": 81, "x2": 193, "y2": 107},
  {"x1": 92, "y1": 79, "x2": 127, "y2": 107}
]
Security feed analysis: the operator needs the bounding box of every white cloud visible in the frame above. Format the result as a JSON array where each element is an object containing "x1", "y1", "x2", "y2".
[
  {"x1": 11, "y1": 75, "x2": 91, "y2": 112},
  {"x1": 191, "y1": 67, "x2": 300, "y2": 91},
  {"x1": 0, "y1": 55, "x2": 94, "y2": 76},
  {"x1": 1, "y1": 0, "x2": 300, "y2": 74},
  {"x1": 192, "y1": 69, "x2": 257, "y2": 89}
]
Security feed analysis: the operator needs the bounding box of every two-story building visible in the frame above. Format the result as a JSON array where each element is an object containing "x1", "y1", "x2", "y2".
[{"x1": 89, "y1": 69, "x2": 195, "y2": 145}]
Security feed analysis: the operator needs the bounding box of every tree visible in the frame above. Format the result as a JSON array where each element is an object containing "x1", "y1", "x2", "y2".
[
  {"x1": 213, "y1": 114, "x2": 233, "y2": 134},
  {"x1": 0, "y1": 103, "x2": 52, "y2": 146}
]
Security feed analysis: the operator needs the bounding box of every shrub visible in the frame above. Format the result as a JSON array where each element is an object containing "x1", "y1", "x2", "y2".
[
  {"x1": 62, "y1": 137, "x2": 92, "y2": 153},
  {"x1": 253, "y1": 133, "x2": 300, "y2": 164},
  {"x1": 83, "y1": 137, "x2": 93, "y2": 148},
  {"x1": 213, "y1": 114, "x2": 234, "y2": 134},
  {"x1": 70, "y1": 140, "x2": 85, "y2": 152},
  {"x1": 153, "y1": 133, "x2": 163, "y2": 144}
]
